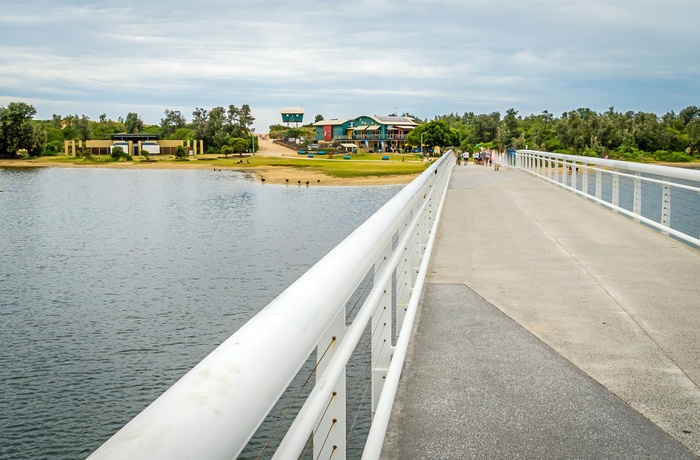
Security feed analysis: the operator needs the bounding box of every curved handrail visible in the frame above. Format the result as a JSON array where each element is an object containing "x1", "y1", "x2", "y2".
[
  {"x1": 515, "y1": 149, "x2": 700, "y2": 247},
  {"x1": 89, "y1": 152, "x2": 455, "y2": 459}
]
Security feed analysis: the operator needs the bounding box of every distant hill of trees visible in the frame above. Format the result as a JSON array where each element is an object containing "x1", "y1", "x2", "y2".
[
  {"x1": 431, "y1": 106, "x2": 700, "y2": 162},
  {"x1": 2, "y1": 101, "x2": 699, "y2": 162},
  {"x1": 0, "y1": 102, "x2": 256, "y2": 158}
]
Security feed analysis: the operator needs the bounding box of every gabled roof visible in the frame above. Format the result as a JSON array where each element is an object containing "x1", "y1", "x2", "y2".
[
  {"x1": 313, "y1": 115, "x2": 419, "y2": 128},
  {"x1": 373, "y1": 115, "x2": 418, "y2": 125},
  {"x1": 313, "y1": 119, "x2": 349, "y2": 126},
  {"x1": 280, "y1": 107, "x2": 304, "y2": 114}
]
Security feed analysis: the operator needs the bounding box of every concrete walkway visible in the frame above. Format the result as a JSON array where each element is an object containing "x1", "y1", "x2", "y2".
[{"x1": 384, "y1": 165, "x2": 700, "y2": 458}]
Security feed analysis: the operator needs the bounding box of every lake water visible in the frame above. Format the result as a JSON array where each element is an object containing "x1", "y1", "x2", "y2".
[{"x1": 0, "y1": 167, "x2": 402, "y2": 459}]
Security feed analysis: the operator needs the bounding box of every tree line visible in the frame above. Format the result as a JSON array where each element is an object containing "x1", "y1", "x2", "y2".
[
  {"x1": 0, "y1": 101, "x2": 256, "y2": 158},
  {"x1": 3, "y1": 101, "x2": 699, "y2": 162},
  {"x1": 416, "y1": 106, "x2": 700, "y2": 162}
]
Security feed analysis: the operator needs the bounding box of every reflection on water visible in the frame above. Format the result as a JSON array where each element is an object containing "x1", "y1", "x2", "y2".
[{"x1": 0, "y1": 167, "x2": 401, "y2": 459}]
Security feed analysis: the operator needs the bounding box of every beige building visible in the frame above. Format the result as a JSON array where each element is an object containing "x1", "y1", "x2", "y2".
[{"x1": 64, "y1": 134, "x2": 204, "y2": 156}]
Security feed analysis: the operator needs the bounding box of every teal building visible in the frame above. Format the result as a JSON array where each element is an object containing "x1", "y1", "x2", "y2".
[
  {"x1": 313, "y1": 115, "x2": 418, "y2": 152},
  {"x1": 280, "y1": 107, "x2": 304, "y2": 127}
]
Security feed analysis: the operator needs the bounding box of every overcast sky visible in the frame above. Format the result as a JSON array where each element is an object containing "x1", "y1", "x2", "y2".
[{"x1": 1, "y1": 0, "x2": 698, "y2": 132}]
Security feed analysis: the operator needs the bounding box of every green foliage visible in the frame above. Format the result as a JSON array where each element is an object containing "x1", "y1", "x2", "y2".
[
  {"x1": 188, "y1": 104, "x2": 256, "y2": 150},
  {"x1": 668, "y1": 152, "x2": 692, "y2": 162},
  {"x1": 172, "y1": 127, "x2": 194, "y2": 140},
  {"x1": 110, "y1": 145, "x2": 132, "y2": 161},
  {"x1": 405, "y1": 120, "x2": 460, "y2": 154},
  {"x1": 287, "y1": 128, "x2": 304, "y2": 139},
  {"x1": 0, "y1": 101, "x2": 40, "y2": 157},
  {"x1": 174, "y1": 145, "x2": 188, "y2": 159},
  {"x1": 228, "y1": 137, "x2": 249, "y2": 154},
  {"x1": 92, "y1": 116, "x2": 123, "y2": 140},
  {"x1": 430, "y1": 105, "x2": 700, "y2": 161},
  {"x1": 45, "y1": 126, "x2": 65, "y2": 144},
  {"x1": 220, "y1": 145, "x2": 233, "y2": 156},
  {"x1": 160, "y1": 109, "x2": 187, "y2": 138},
  {"x1": 46, "y1": 140, "x2": 64, "y2": 155},
  {"x1": 125, "y1": 112, "x2": 143, "y2": 133}
]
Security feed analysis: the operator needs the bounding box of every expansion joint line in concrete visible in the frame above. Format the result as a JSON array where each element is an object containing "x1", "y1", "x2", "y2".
[{"x1": 505, "y1": 189, "x2": 700, "y2": 392}]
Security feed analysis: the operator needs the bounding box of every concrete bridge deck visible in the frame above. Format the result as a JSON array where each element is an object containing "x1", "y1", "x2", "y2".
[{"x1": 383, "y1": 165, "x2": 700, "y2": 459}]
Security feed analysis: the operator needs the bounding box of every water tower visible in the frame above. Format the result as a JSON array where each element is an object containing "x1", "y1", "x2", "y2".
[{"x1": 280, "y1": 107, "x2": 304, "y2": 127}]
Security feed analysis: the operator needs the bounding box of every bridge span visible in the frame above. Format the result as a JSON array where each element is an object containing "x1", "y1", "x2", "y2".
[
  {"x1": 89, "y1": 152, "x2": 699, "y2": 460},
  {"x1": 384, "y1": 164, "x2": 700, "y2": 459}
]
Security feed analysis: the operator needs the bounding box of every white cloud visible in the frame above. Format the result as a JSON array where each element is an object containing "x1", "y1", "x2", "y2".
[{"x1": 1, "y1": 0, "x2": 699, "y2": 131}]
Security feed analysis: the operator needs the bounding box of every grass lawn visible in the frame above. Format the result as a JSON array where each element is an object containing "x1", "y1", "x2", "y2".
[{"x1": 24, "y1": 153, "x2": 432, "y2": 178}]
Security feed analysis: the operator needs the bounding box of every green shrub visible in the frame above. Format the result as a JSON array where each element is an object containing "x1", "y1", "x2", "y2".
[
  {"x1": 174, "y1": 145, "x2": 188, "y2": 159},
  {"x1": 109, "y1": 146, "x2": 132, "y2": 161},
  {"x1": 667, "y1": 152, "x2": 691, "y2": 162}
]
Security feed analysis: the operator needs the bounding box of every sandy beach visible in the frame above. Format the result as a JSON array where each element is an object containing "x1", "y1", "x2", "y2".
[{"x1": 0, "y1": 137, "x2": 419, "y2": 186}]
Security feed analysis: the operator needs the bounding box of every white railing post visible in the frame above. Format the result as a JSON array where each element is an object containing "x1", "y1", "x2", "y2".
[
  {"x1": 394, "y1": 212, "x2": 419, "y2": 343},
  {"x1": 514, "y1": 149, "x2": 700, "y2": 247},
  {"x1": 371, "y1": 240, "x2": 393, "y2": 415},
  {"x1": 633, "y1": 172, "x2": 642, "y2": 222},
  {"x1": 612, "y1": 168, "x2": 620, "y2": 210},
  {"x1": 662, "y1": 177, "x2": 671, "y2": 231},
  {"x1": 561, "y1": 159, "x2": 567, "y2": 185}
]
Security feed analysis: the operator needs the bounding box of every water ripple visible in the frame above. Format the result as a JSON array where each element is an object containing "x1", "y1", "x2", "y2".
[{"x1": 0, "y1": 167, "x2": 401, "y2": 459}]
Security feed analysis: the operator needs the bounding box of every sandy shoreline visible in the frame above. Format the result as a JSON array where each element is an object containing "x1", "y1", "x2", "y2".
[
  {"x1": 0, "y1": 158, "x2": 418, "y2": 186},
  {"x1": 0, "y1": 136, "x2": 423, "y2": 186}
]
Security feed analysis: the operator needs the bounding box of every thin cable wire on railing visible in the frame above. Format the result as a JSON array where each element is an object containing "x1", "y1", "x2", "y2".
[
  {"x1": 344, "y1": 326, "x2": 374, "y2": 422},
  {"x1": 346, "y1": 369, "x2": 373, "y2": 445},
  {"x1": 346, "y1": 320, "x2": 388, "y2": 441},
  {"x1": 313, "y1": 418, "x2": 337, "y2": 460},
  {"x1": 255, "y1": 337, "x2": 336, "y2": 459},
  {"x1": 299, "y1": 392, "x2": 338, "y2": 460},
  {"x1": 345, "y1": 302, "x2": 387, "y2": 418},
  {"x1": 347, "y1": 328, "x2": 389, "y2": 445},
  {"x1": 345, "y1": 266, "x2": 381, "y2": 323}
]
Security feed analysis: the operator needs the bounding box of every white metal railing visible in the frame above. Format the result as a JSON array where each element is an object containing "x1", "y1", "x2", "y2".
[
  {"x1": 88, "y1": 152, "x2": 455, "y2": 460},
  {"x1": 507, "y1": 150, "x2": 700, "y2": 247}
]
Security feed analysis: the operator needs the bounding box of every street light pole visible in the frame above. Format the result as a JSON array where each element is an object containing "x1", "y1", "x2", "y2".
[
  {"x1": 420, "y1": 132, "x2": 425, "y2": 160},
  {"x1": 251, "y1": 128, "x2": 255, "y2": 154}
]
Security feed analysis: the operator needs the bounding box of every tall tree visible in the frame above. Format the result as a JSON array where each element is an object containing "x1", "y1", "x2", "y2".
[
  {"x1": 238, "y1": 104, "x2": 255, "y2": 132},
  {"x1": 206, "y1": 106, "x2": 228, "y2": 148},
  {"x1": 406, "y1": 120, "x2": 460, "y2": 152},
  {"x1": 0, "y1": 102, "x2": 38, "y2": 157},
  {"x1": 124, "y1": 112, "x2": 143, "y2": 133},
  {"x1": 160, "y1": 109, "x2": 187, "y2": 138},
  {"x1": 191, "y1": 107, "x2": 208, "y2": 142},
  {"x1": 74, "y1": 115, "x2": 93, "y2": 141}
]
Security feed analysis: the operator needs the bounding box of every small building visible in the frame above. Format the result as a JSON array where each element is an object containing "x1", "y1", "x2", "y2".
[
  {"x1": 313, "y1": 115, "x2": 418, "y2": 153},
  {"x1": 280, "y1": 107, "x2": 304, "y2": 127},
  {"x1": 64, "y1": 134, "x2": 204, "y2": 157}
]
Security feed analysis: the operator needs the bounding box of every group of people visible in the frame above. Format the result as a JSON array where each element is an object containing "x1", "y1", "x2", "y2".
[{"x1": 455, "y1": 149, "x2": 500, "y2": 170}]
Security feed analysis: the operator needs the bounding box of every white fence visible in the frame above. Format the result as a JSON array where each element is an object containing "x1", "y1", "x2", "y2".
[
  {"x1": 89, "y1": 152, "x2": 455, "y2": 460},
  {"x1": 507, "y1": 150, "x2": 700, "y2": 248}
]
